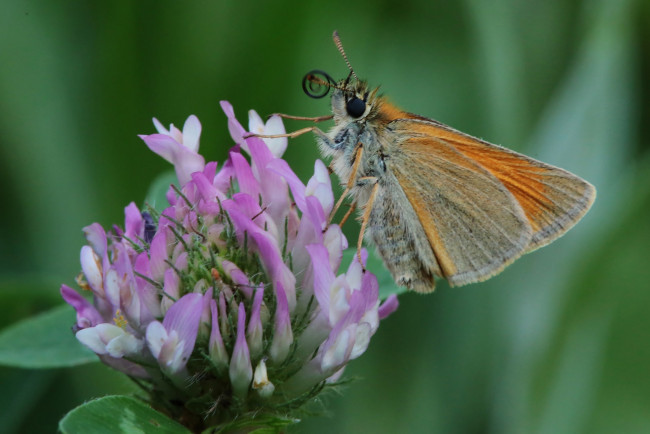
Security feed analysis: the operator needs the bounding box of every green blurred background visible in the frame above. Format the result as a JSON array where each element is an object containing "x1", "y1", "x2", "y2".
[{"x1": 1, "y1": 0, "x2": 649, "y2": 432}]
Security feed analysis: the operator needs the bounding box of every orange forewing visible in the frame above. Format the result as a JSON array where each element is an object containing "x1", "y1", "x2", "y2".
[
  {"x1": 393, "y1": 118, "x2": 596, "y2": 251},
  {"x1": 390, "y1": 131, "x2": 534, "y2": 285},
  {"x1": 408, "y1": 122, "x2": 550, "y2": 231}
]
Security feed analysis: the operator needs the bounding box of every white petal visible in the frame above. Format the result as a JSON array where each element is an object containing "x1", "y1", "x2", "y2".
[
  {"x1": 76, "y1": 323, "x2": 125, "y2": 355},
  {"x1": 106, "y1": 332, "x2": 143, "y2": 358},
  {"x1": 169, "y1": 124, "x2": 183, "y2": 143},
  {"x1": 349, "y1": 322, "x2": 372, "y2": 360},
  {"x1": 305, "y1": 160, "x2": 334, "y2": 214},
  {"x1": 76, "y1": 327, "x2": 109, "y2": 354},
  {"x1": 248, "y1": 110, "x2": 265, "y2": 134},
  {"x1": 253, "y1": 358, "x2": 270, "y2": 388},
  {"x1": 80, "y1": 246, "x2": 103, "y2": 292},
  {"x1": 346, "y1": 260, "x2": 364, "y2": 290},
  {"x1": 321, "y1": 327, "x2": 352, "y2": 373},
  {"x1": 360, "y1": 308, "x2": 379, "y2": 336},
  {"x1": 146, "y1": 321, "x2": 168, "y2": 358},
  {"x1": 323, "y1": 225, "x2": 346, "y2": 270},
  {"x1": 152, "y1": 117, "x2": 168, "y2": 135},
  {"x1": 328, "y1": 277, "x2": 350, "y2": 324},
  {"x1": 104, "y1": 268, "x2": 120, "y2": 308},
  {"x1": 263, "y1": 115, "x2": 288, "y2": 158},
  {"x1": 96, "y1": 323, "x2": 124, "y2": 340},
  {"x1": 312, "y1": 159, "x2": 330, "y2": 183},
  {"x1": 182, "y1": 115, "x2": 202, "y2": 152},
  {"x1": 163, "y1": 334, "x2": 186, "y2": 373},
  {"x1": 264, "y1": 114, "x2": 286, "y2": 136}
]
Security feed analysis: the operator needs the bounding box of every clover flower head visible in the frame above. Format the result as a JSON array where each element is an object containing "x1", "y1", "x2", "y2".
[{"x1": 61, "y1": 102, "x2": 398, "y2": 430}]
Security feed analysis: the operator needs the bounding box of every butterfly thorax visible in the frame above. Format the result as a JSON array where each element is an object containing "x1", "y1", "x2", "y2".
[
  {"x1": 323, "y1": 81, "x2": 406, "y2": 173},
  {"x1": 321, "y1": 83, "x2": 397, "y2": 203}
]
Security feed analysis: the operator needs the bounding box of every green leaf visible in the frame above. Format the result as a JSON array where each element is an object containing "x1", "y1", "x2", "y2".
[
  {"x1": 340, "y1": 249, "x2": 407, "y2": 300},
  {"x1": 0, "y1": 275, "x2": 66, "y2": 328},
  {"x1": 210, "y1": 415, "x2": 300, "y2": 434},
  {"x1": 0, "y1": 304, "x2": 96, "y2": 368},
  {"x1": 144, "y1": 170, "x2": 178, "y2": 213},
  {"x1": 59, "y1": 395, "x2": 191, "y2": 434}
]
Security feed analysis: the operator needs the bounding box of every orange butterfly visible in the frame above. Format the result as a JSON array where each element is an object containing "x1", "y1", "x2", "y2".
[{"x1": 254, "y1": 31, "x2": 596, "y2": 292}]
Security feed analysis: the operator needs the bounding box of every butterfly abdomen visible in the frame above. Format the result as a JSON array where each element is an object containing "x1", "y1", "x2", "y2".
[{"x1": 366, "y1": 175, "x2": 442, "y2": 293}]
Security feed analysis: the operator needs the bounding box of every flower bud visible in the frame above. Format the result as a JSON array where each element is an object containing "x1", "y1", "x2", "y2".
[
  {"x1": 229, "y1": 303, "x2": 252, "y2": 399},
  {"x1": 253, "y1": 358, "x2": 275, "y2": 399}
]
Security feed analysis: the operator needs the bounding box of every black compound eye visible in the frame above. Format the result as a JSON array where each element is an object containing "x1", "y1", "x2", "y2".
[{"x1": 346, "y1": 97, "x2": 366, "y2": 118}]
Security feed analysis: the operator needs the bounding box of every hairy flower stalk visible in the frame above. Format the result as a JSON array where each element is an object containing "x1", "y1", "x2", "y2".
[{"x1": 60, "y1": 102, "x2": 398, "y2": 431}]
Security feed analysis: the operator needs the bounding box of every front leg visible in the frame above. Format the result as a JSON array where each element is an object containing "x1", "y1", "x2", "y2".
[
  {"x1": 245, "y1": 126, "x2": 317, "y2": 140},
  {"x1": 270, "y1": 113, "x2": 333, "y2": 123},
  {"x1": 328, "y1": 143, "x2": 363, "y2": 225},
  {"x1": 245, "y1": 125, "x2": 338, "y2": 147},
  {"x1": 357, "y1": 177, "x2": 379, "y2": 269}
]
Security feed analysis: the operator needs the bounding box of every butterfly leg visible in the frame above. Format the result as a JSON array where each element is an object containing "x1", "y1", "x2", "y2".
[
  {"x1": 328, "y1": 144, "x2": 364, "y2": 225},
  {"x1": 270, "y1": 113, "x2": 334, "y2": 122},
  {"x1": 357, "y1": 177, "x2": 379, "y2": 269},
  {"x1": 245, "y1": 126, "x2": 319, "y2": 140},
  {"x1": 338, "y1": 203, "x2": 357, "y2": 227}
]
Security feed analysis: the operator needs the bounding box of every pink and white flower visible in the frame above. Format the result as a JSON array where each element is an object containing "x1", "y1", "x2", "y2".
[{"x1": 61, "y1": 103, "x2": 398, "y2": 426}]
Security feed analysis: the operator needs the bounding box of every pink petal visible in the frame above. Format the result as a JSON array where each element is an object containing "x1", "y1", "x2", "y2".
[
  {"x1": 133, "y1": 252, "x2": 162, "y2": 320},
  {"x1": 191, "y1": 171, "x2": 226, "y2": 203},
  {"x1": 82, "y1": 223, "x2": 107, "y2": 259},
  {"x1": 305, "y1": 244, "x2": 336, "y2": 311},
  {"x1": 213, "y1": 149, "x2": 237, "y2": 192},
  {"x1": 230, "y1": 152, "x2": 261, "y2": 199},
  {"x1": 246, "y1": 286, "x2": 264, "y2": 359},
  {"x1": 149, "y1": 226, "x2": 171, "y2": 282},
  {"x1": 221, "y1": 259, "x2": 252, "y2": 298},
  {"x1": 123, "y1": 202, "x2": 143, "y2": 242},
  {"x1": 220, "y1": 100, "x2": 247, "y2": 147},
  {"x1": 270, "y1": 283, "x2": 292, "y2": 363},
  {"x1": 266, "y1": 159, "x2": 307, "y2": 210},
  {"x1": 209, "y1": 299, "x2": 228, "y2": 368},
  {"x1": 161, "y1": 292, "x2": 204, "y2": 370},
  {"x1": 139, "y1": 133, "x2": 205, "y2": 186},
  {"x1": 60, "y1": 285, "x2": 103, "y2": 329},
  {"x1": 222, "y1": 201, "x2": 296, "y2": 311},
  {"x1": 378, "y1": 294, "x2": 399, "y2": 319}
]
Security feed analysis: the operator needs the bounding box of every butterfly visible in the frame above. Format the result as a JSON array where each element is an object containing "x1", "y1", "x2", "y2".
[{"x1": 254, "y1": 31, "x2": 596, "y2": 292}]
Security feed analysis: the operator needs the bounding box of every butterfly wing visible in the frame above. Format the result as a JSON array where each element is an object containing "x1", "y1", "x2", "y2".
[
  {"x1": 385, "y1": 118, "x2": 595, "y2": 286},
  {"x1": 396, "y1": 119, "x2": 597, "y2": 249}
]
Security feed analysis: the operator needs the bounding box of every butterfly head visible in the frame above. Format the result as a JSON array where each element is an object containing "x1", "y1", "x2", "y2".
[
  {"x1": 301, "y1": 32, "x2": 387, "y2": 124},
  {"x1": 302, "y1": 69, "x2": 380, "y2": 124},
  {"x1": 334, "y1": 76, "x2": 381, "y2": 121}
]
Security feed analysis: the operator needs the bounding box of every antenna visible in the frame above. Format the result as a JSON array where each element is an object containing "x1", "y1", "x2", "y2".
[{"x1": 332, "y1": 31, "x2": 358, "y2": 80}]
